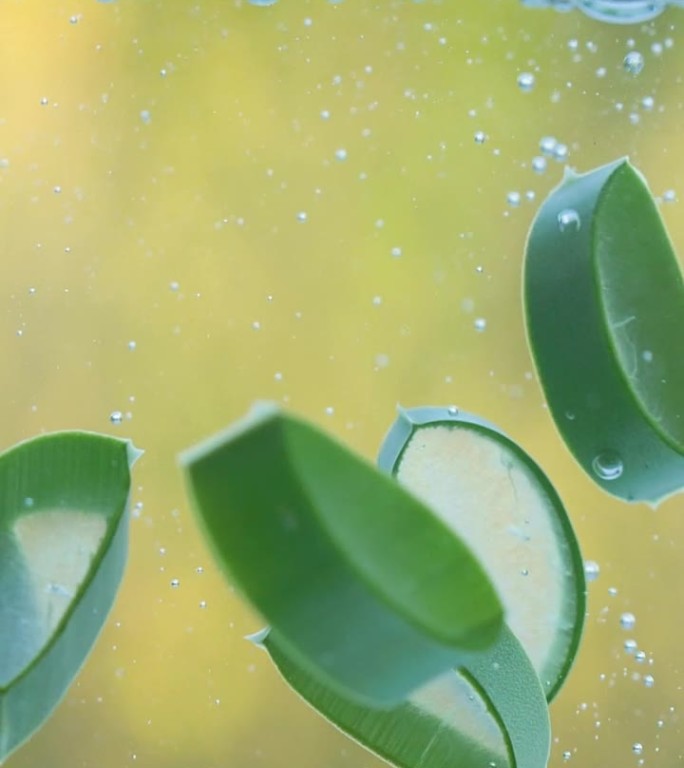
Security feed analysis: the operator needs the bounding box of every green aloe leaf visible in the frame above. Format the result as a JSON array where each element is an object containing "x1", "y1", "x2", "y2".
[
  {"x1": 0, "y1": 431, "x2": 140, "y2": 763},
  {"x1": 377, "y1": 405, "x2": 585, "y2": 702},
  {"x1": 181, "y1": 402, "x2": 503, "y2": 707},
  {"x1": 262, "y1": 621, "x2": 550, "y2": 768},
  {"x1": 525, "y1": 158, "x2": 684, "y2": 504}
]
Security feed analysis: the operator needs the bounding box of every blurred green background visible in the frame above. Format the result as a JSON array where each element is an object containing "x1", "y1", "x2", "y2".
[{"x1": 3, "y1": 1, "x2": 684, "y2": 766}]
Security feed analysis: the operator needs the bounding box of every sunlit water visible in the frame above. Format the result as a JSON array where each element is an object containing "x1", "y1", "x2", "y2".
[{"x1": 2, "y1": 1, "x2": 684, "y2": 768}]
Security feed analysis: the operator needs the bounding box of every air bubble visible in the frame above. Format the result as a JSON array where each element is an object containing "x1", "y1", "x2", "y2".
[
  {"x1": 584, "y1": 560, "x2": 600, "y2": 581},
  {"x1": 632, "y1": 743, "x2": 643, "y2": 756},
  {"x1": 539, "y1": 136, "x2": 558, "y2": 155},
  {"x1": 620, "y1": 611, "x2": 636, "y2": 630},
  {"x1": 557, "y1": 209, "x2": 581, "y2": 232},
  {"x1": 592, "y1": 451, "x2": 623, "y2": 480},
  {"x1": 625, "y1": 638, "x2": 638, "y2": 654},
  {"x1": 296, "y1": 211, "x2": 308, "y2": 222},
  {"x1": 507, "y1": 191, "x2": 521, "y2": 207},
  {"x1": 553, "y1": 143, "x2": 569, "y2": 162},
  {"x1": 532, "y1": 156, "x2": 547, "y2": 173},
  {"x1": 110, "y1": 410, "x2": 124, "y2": 425},
  {"x1": 170, "y1": 578, "x2": 180, "y2": 588},
  {"x1": 474, "y1": 318, "x2": 487, "y2": 332},
  {"x1": 517, "y1": 72, "x2": 536, "y2": 92},
  {"x1": 623, "y1": 51, "x2": 644, "y2": 76},
  {"x1": 474, "y1": 130, "x2": 487, "y2": 144}
]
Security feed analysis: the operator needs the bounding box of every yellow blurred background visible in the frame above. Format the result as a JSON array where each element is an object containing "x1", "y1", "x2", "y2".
[{"x1": 3, "y1": 1, "x2": 684, "y2": 766}]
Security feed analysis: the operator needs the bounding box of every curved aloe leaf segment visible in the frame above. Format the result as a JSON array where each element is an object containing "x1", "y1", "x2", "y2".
[
  {"x1": 525, "y1": 158, "x2": 684, "y2": 504},
  {"x1": 378, "y1": 405, "x2": 585, "y2": 701},
  {"x1": 181, "y1": 402, "x2": 503, "y2": 706},
  {"x1": 0, "y1": 431, "x2": 140, "y2": 763},
  {"x1": 263, "y1": 622, "x2": 550, "y2": 768}
]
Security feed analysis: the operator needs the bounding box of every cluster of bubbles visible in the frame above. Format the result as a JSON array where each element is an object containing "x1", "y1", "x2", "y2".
[{"x1": 521, "y1": 0, "x2": 684, "y2": 24}]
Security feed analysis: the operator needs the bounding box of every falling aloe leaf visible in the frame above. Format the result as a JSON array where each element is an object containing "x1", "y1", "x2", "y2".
[
  {"x1": 181, "y1": 402, "x2": 503, "y2": 706},
  {"x1": 525, "y1": 158, "x2": 684, "y2": 504},
  {"x1": 263, "y1": 621, "x2": 550, "y2": 768},
  {"x1": 0, "y1": 431, "x2": 140, "y2": 763}
]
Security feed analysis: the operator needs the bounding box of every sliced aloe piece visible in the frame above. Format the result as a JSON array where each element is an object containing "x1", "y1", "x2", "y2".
[
  {"x1": 378, "y1": 406, "x2": 585, "y2": 701},
  {"x1": 0, "y1": 431, "x2": 140, "y2": 763},
  {"x1": 525, "y1": 158, "x2": 684, "y2": 504},
  {"x1": 181, "y1": 402, "x2": 503, "y2": 706},
  {"x1": 263, "y1": 622, "x2": 550, "y2": 768}
]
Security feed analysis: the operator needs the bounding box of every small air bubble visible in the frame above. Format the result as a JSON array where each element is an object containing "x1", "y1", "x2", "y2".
[
  {"x1": 170, "y1": 578, "x2": 180, "y2": 588},
  {"x1": 644, "y1": 674, "x2": 655, "y2": 688},
  {"x1": 447, "y1": 405, "x2": 459, "y2": 416},
  {"x1": 532, "y1": 156, "x2": 547, "y2": 174},
  {"x1": 110, "y1": 410, "x2": 124, "y2": 425},
  {"x1": 139, "y1": 109, "x2": 152, "y2": 124},
  {"x1": 620, "y1": 611, "x2": 636, "y2": 630},
  {"x1": 507, "y1": 191, "x2": 521, "y2": 207},
  {"x1": 334, "y1": 148, "x2": 348, "y2": 161},
  {"x1": 391, "y1": 246, "x2": 402, "y2": 258},
  {"x1": 296, "y1": 211, "x2": 308, "y2": 222},
  {"x1": 557, "y1": 209, "x2": 581, "y2": 232},
  {"x1": 663, "y1": 189, "x2": 677, "y2": 203},
  {"x1": 128, "y1": 340, "x2": 137, "y2": 350},
  {"x1": 623, "y1": 51, "x2": 644, "y2": 76},
  {"x1": 553, "y1": 143, "x2": 569, "y2": 162},
  {"x1": 632, "y1": 743, "x2": 643, "y2": 756},
  {"x1": 584, "y1": 560, "x2": 600, "y2": 582},
  {"x1": 325, "y1": 406, "x2": 335, "y2": 416},
  {"x1": 474, "y1": 317, "x2": 487, "y2": 332},
  {"x1": 625, "y1": 638, "x2": 638, "y2": 654},
  {"x1": 517, "y1": 72, "x2": 536, "y2": 92},
  {"x1": 539, "y1": 136, "x2": 558, "y2": 156},
  {"x1": 592, "y1": 451, "x2": 623, "y2": 480},
  {"x1": 474, "y1": 130, "x2": 487, "y2": 144}
]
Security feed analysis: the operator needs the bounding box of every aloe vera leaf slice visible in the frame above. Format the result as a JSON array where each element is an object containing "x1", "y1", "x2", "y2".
[
  {"x1": 378, "y1": 405, "x2": 585, "y2": 702},
  {"x1": 0, "y1": 431, "x2": 140, "y2": 763},
  {"x1": 525, "y1": 158, "x2": 684, "y2": 503},
  {"x1": 181, "y1": 402, "x2": 503, "y2": 706},
  {"x1": 262, "y1": 621, "x2": 550, "y2": 768}
]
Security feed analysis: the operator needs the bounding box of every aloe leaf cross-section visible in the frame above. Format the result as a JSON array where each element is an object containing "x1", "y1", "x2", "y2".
[
  {"x1": 181, "y1": 402, "x2": 503, "y2": 706},
  {"x1": 0, "y1": 431, "x2": 140, "y2": 763}
]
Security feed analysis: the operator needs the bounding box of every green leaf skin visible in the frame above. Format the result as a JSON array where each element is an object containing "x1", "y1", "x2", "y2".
[
  {"x1": 525, "y1": 158, "x2": 684, "y2": 504},
  {"x1": 378, "y1": 406, "x2": 585, "y2": 702},
  {"x1": 0, "y1": 431, "x2": 139, "y2": 763},
  {"x1": 263, "y1": 622, "x2": 550, "y2": 768},
  {"x1": 181, "y1": 403, "x2": 503, "y2": 707}
]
